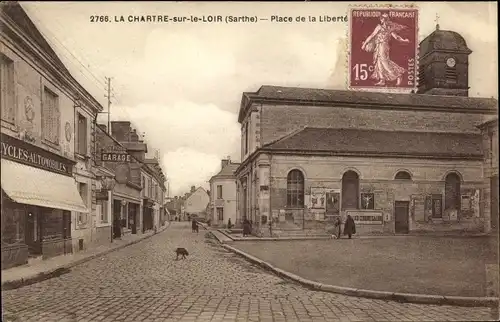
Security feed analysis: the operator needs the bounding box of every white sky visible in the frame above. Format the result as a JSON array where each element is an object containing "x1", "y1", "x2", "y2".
[{"x1": 20, "y1": 1, "x2": 498, "y2": 196}]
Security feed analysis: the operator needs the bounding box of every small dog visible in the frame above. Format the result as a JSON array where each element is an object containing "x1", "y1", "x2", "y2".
[{"x1": 175, "y1": 247, "x2": 189, "y2": 260}]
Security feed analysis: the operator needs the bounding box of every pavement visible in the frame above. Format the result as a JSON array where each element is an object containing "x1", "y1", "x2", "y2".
[
  {"x1": 227, "y1": 237, "x2": 498, "y2": 299},
  {"x1": 1, "y1": 221, "x2": 498, "y2": 322},
  {"x1": 1, "y1": 223, "x2": 171, "y2": 290}
]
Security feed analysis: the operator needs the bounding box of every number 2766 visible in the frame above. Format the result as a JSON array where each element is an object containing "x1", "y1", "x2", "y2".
[{"x1": 90, "y1": 15, "x2": 110, "y2": 23}]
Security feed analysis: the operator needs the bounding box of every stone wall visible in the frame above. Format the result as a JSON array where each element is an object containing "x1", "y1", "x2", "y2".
[
  {"x1": 93, "y1": 226, "x2": 111, "y2": 245},
  {"x1": 42, "y1": 238, "x2": 71, "y2": 259},
  {"x1": 1, "y1": 244, "x2": 28, "y2": 270},
  {"x1": 260, "y1": 104, "x2": 486, "y2": 146},
  {"x1": 267, "y1": 155, "x2": 485, "y2": 234}
]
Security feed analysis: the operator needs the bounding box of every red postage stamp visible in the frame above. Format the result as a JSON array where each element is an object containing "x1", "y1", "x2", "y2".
[{"x1": 348, "y1": 8, "x2": 419, "y2": 91}]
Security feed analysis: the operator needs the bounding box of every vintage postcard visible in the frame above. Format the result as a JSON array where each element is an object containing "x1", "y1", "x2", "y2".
[{"x1": 0, "y1": 1, "x2": 498, "y2": 322}]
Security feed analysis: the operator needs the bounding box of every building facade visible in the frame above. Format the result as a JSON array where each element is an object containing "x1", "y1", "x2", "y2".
[
  {"x1": 209, "y1": 158, "x2": 240, "y2": 227},
  {"x1": 478, "y1": 117, "x2": 499, "y2": 234},
  {"x1": 144, "y1": 157, "x2": 167, "y2": 229},
  {"x1": 184, "y1": 186, "x2": 210, "y2": 219},
  {"x1": 1, "y1": 4, "x2": 103, "y2": 268},
  {"x1": 235, "y1": 26, "x2": 498, "y2": 237},
  {"x1": 96, "y1": 123, "x2": 142, "y2": 241}
]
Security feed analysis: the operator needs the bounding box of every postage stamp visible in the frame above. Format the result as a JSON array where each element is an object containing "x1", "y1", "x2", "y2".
[{"x1": 348, "y1": 7, "x2": 419, "y2": 91}]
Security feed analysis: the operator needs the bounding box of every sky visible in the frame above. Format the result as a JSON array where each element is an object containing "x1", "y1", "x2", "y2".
[{"x1": 20, "y1": 1, "x2": 498, "y2": 196}]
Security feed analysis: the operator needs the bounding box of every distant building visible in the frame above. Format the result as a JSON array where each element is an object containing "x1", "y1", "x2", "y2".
[
  {"x1": 165, "y1": 196, "x2": 184, "y2": 220},
  {"x1": 184, "y1": 186, "x2": 210, "y2": 219},
  {"x1": 209, "y1": 158, "x2": 240, "y2": 227}
]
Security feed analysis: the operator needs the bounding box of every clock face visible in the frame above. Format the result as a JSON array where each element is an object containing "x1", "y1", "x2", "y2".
[{"x1": 446, "y1": 57, "x2": 456, "y2": 68}]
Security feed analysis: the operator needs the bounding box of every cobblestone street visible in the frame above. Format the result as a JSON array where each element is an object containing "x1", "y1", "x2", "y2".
[{"x1": 2, "y1": 222, "x2": 497, "y2": 322}]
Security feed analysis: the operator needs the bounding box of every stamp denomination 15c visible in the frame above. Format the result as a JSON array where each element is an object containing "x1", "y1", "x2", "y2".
[{"x1": 349, "y1": 8, "x2": 419, "y2": 91}]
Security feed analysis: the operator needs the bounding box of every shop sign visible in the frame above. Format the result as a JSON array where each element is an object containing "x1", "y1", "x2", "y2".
[
  {"x1": 346, "y1": 210, "x2": 383, "y2": 224},
  {"x1": 96, "y1": 190, "x2": 109, "y2": 201},
  {"x1": 101, "y1": 153, "x2": 131, "y2": 162},
  {"x1": 101, "y1": 145, "x2": 131, "y2": 162},
  {"x1": 1, "y1": 133, "x2": 73, "y2": 176}
]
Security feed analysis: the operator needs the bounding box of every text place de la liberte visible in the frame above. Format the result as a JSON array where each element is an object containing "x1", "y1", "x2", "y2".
[{"x1": 89, "y1": 14, "x2": 348, "y2": 24}]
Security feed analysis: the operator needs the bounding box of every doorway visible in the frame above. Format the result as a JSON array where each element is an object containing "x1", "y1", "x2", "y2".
[
  {"x1": 129, "y1": 203, "x2": 137, "y2": 234},
  {"x1": 394, "y1": 201, "x2": 410, "y2": 234},
  {"x1": 24, "y1": 206, "x2": 42, "y2": 256},
  {"x1": 62, "y1": 210, "x2": 72, "y2": 254},
  {"x1": 113, "y1": 200, "x2": 122, "y2": 239}
]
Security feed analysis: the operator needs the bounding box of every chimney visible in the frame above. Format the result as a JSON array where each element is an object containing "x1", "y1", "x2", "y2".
[
  {"x1": 130, "y1": 128, "x2": 139, "y2": 142},
  {"x1": 190, "y1": 186, "x2": 195, "y2": 193},
  {"x1": 111, "y1": 121, "x2": 131, "y2": 142},
  {"x1": 221, "y1": 159, "x2": 229, "y2": 169}
]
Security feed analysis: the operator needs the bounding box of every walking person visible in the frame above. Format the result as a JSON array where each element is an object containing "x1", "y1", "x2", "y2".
[{"x1": 343, "y1": 215, "x2": 356, "y2": 239}]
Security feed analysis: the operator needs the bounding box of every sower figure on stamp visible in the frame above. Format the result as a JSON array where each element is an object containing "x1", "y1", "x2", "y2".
[{"x1": 361, "y1": 13, "x2": 409, "y2": 86}]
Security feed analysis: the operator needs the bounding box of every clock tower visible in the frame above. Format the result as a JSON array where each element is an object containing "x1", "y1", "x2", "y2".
[{"x1": 416, "y1": 24, "x2": 472, "y2": 97}]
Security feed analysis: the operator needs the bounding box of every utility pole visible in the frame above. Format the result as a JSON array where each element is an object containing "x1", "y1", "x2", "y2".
[{"x1": 104, "y1": 77, "x2": 112, "y2": 134}]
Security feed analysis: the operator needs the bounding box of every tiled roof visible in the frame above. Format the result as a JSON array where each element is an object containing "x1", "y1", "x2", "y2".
[
  {"x1": 263, "y1": 127, "x2": 483, "y2": 158},
  {"x1": 254, "y1": 85, "x2": 497, "y2": 110},
  {"x1": 238, "y1": 85, "x2": 497, "y2": 122},
  {"x1": 211, "y1": 163, "x2": 240, "y2": 180}
]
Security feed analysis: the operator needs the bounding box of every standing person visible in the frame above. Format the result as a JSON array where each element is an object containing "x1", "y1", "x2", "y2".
[
  {"x1": 343, "y1": 215, "x2": 356, "y2": 239},
  {"x1": 243, "y1": 219, "x2": 251, "y2": 237},
  {"x1": 227, "y1": 218, "x2": 232, "y2": 229},
  {"x1": 333, "y1": 217, "x2": 342, "y2": 239},
  {"x1": 192, "y1": 218, "x2": 197, "y2": 233}
]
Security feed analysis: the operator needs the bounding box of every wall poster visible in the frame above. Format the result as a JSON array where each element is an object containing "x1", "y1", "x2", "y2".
[{"x1": 310, "y1": 187, "x2": 326, "y2": 209}]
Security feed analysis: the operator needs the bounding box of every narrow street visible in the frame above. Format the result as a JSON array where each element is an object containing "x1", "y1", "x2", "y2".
[{"x1": 2, "y1": 222, "x2": 494, "y2": 322}]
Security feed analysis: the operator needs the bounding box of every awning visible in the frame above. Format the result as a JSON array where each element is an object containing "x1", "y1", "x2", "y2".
[{"x1": 1, "y1": 159, "x2": 88, "y2": 213}]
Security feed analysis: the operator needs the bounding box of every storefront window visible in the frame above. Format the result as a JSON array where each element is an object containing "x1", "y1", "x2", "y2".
[
  {"x1": 77, "y1": 182, "x2": 89, "y2": 227},
  {"x1": 42, "y1": 208, "x2": 63, "y2": 240},
  {"x1": 1, "y1": 204, "x2": 25, "y2": 245},
  {"x1": 99, "y1": 200, "x2": 108, "y2": 223},
  {"x1": 121, "y1": 202, "x2": 128, "y2": 228},
  {"x1": 128, "y1": 203, "x2": 136, "y2": 229}
]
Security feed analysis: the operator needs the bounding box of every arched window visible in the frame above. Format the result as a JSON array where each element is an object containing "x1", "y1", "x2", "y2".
[
  {"x1": 445, "y1": 173, "x2": 461, "y2": 211},
  {"x1": 395, "y1": 171, "x2": 412, "y2": 180},
  {"x1": 287, "y1": 170, "x2": 304, "y2": 208},
  {"x1": 342, "y1": 171, "x2": 359, "y2": 209}
]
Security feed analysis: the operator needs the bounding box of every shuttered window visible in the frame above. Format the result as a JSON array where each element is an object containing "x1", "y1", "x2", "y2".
[
  {"x1": 0, "y1": 54, "x2": 15, "y2": 124},
  {"x1": 42, "y1": 87, "x2": 60, "y2": 144}
]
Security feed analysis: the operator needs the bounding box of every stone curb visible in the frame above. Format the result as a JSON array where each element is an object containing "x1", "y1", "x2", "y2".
[
  {"x1": 1, "y1": 222, "x2": 172, "y2": 291},
  {"x1": 219, "y1": 242, "x2": 498, "y2": 308},
  {"x1": 217, "y1": 229, "x2": 333, "y2": 242}
]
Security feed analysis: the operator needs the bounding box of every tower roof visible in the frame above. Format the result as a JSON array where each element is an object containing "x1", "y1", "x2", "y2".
[{"x1": 419, "y1": 27, "x2": 472, "y2": 58}]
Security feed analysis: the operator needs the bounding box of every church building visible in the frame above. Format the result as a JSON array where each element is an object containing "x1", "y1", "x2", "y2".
[{"x1": 234, "y1": 25, "x2": 498, "y2": 237}]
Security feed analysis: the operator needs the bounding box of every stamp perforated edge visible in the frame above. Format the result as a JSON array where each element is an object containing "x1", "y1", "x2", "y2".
[{"x1": 346, "y1": 3, "x2": 420, "y2": 93}]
